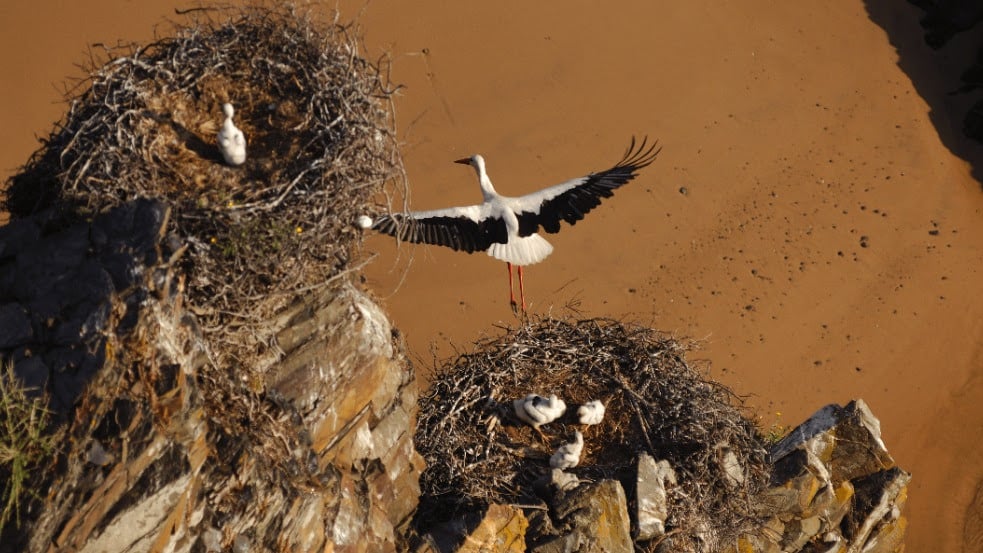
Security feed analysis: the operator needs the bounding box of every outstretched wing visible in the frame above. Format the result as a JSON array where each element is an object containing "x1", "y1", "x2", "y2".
[
  {"x1": 371, "y1": 204, "x2": 508, "y2": 254},
  {"x1": 512, "y1": 137, "x2": 661, "y2": 236}
]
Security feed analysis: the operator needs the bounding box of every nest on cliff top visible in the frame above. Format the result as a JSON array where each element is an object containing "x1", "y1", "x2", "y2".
[
  {"x1": 414, "y1": 316, "x2": 771, "y2": 551},
  {"x1": 4, "y1": 3, "x2": 402, "y2": 368}
]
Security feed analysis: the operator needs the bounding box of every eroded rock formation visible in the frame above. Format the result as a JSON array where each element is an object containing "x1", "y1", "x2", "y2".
[{"x1": 0, "y1": 199, "x2": 423, "y2": 552}]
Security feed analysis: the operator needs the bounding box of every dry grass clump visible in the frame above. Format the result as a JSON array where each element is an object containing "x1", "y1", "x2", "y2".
[
  {"x1": 415, "y1": 316, "x2": 770, "y2": 551},
  {"x1": 5, "y1": 3, "x2": 402, "y2": 368}
]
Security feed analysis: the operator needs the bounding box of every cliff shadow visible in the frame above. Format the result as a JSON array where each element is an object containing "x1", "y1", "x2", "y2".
[{"x1": 864, "y1": 0, "x2": 983, "y2": 187}]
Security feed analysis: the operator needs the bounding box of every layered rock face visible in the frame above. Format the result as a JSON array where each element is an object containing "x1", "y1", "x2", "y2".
[
  {"x1": 738, "y1": 400, "x2": 910, "y2": 553},
  {"x1": 0, "y1": 199, "x2": 423, "y2": 552}
]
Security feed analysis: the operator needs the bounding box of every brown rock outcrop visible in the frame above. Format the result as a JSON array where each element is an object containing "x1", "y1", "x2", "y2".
[
  {"x1": 0, "y1": 199, "x2": 422, "y2": 552},
  {"x1": 726, "y1": 400, "x2": 911, "y2": 553}
]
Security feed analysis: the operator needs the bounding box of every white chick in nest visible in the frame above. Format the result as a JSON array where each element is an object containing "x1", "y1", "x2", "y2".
[
  {"x1": 217, "y1": 103, "x2": 247, "y2": 166},
  {"x1": 550, "y1": 430, "x2": 584, "y2": 469},
  {"x1": 577, "y1": 400, "x2": 606, "y2": 425},
  {"x1": 513, "y1": 394, "x2": 567, "y2": 430}
]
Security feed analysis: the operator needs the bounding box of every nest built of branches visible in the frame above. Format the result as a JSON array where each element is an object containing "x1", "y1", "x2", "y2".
[
  {"x1": 415, "y1": 316, "x2": 771, "y2": 551},
  {"x1": 5, "y1": 3, "x2": 401, "y2": 369},
  {"x1": 0, "y1": 5, "x2": 405, "y2": 528}
]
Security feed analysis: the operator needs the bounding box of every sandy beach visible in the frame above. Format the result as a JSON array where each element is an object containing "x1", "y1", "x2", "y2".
[{"x1": 2, "y1": 1, "x2": 981, "y2": 550}]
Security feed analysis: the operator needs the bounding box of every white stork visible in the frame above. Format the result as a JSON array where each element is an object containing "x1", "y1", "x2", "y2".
[
  {"x1": 370, "y1": 137, "x2": 661, "y2": 311},
  {"x1": 217, "y1": 103, "x2": 247, "y2": 166}
]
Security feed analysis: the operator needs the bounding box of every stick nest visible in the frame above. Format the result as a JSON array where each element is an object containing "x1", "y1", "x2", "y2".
[
  {"x1": 4, "y1": 4, "x2": 401, "y2": 368},
  {"x1": 415, "y1": 316, "x2": 771, "y2": 551}
]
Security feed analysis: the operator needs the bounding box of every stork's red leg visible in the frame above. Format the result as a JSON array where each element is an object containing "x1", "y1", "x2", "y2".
[
  {"x1": 507, "y1": 262, "x2": 517, "y2": 311},
  {"x1": 518, "y1": 265, "x2": 527, "y2": 311}
]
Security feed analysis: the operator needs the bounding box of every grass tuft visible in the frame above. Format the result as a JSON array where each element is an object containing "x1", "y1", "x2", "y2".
[{"x1": 0, "y1": 362, "x2": 62, "y2": 534}]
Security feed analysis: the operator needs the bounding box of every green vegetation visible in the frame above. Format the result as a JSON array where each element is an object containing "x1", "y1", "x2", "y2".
[
  {"x1": 760, "y1": 411, "x2": 790, "y2": 445},
  {"x1": 0, "y1": 362, "x2": 62, "y2": 534}
]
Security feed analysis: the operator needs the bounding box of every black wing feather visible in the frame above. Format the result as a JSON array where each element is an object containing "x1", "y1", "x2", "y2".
[
  {"x1": 371, "y1": 213, "x2": 508, "y2": 253},
  {"x1": 517, "y1": 136, "x2": 661, "y2": 236}
]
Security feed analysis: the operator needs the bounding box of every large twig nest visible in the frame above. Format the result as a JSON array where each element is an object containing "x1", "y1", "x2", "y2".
[
  {"x1": 414, "y1": 316, "x2": 771, "y2": 550},
  {"x1": 5, "y1": 3, "x2": 402, "y2": 368}
]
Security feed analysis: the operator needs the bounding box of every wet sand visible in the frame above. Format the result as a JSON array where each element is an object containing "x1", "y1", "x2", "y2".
[{"x1": 2, "y1": 1, "x2": 982, "y2": 550}]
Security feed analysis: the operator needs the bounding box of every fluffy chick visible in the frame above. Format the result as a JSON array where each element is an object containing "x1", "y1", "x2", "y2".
[{"x1": 550, "y1": 430, "x2": 584, "y2": 469}]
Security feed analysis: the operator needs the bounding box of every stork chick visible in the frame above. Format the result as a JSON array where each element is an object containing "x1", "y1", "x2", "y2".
[
  {"x1": 577, "y1": 400, "x2": 606, "y2": 426},
  {"x1": 513, "y1": 393, "x2": 566, "y2": 440},
  {"x1": 550, "y1": 430, "x2": 584, "y2": 469},
  {"x1": 217, "y1": 103, "x2": 247, "y2": 166}
]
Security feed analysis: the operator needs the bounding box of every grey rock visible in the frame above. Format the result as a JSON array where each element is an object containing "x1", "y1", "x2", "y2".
[
  {"x1": 636, "y1": 453, "x2": 677, "y2": 540},
  {"x1": 770, "y1": 400, "x2": 893, "y2": 485},
  {"x1": 725, "y1": 400, "x2": 909, "y2": 553},
  {"x1": 717, "y1": 441, "x2": 746, "y2": 488}
]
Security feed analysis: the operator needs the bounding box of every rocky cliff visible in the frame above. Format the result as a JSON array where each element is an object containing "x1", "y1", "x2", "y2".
[{"x1": 0, "y1": 199, "x2": 422, "y2": 552}]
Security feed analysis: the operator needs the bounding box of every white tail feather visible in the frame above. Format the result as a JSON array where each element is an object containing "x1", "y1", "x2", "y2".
[{"x1": 486, "y1": 233, "x2": 554, "y2": 266}]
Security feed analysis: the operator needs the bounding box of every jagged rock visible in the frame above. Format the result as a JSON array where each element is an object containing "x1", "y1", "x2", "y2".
[
  {"x1": 636, "y1": 453, "x2": 677, "y2": 540},
  {"x1": 419, "y1": 504, "x2": 529, "y2": 553},
  {"x1": 781, "y1": 515, "x2": 823, "y2": 552},
  {"x1": 770, "y1": 400, "x2": 893, "y2": 484},
  {"x1": 0, "y1": 199, "x2": 423, "y2": 552},
  {"x1": 725, "y1": 401, "x2": 909, "y2": 553},
  {"x1": 756, "y1": 448, "x2": 825, "y2": 516},
  {"x1": 842, "y1": 468, "x2": 911, "y2": 553},
  {"x1": 531, "y1": 479, "x2": 633, "y2": 553}
]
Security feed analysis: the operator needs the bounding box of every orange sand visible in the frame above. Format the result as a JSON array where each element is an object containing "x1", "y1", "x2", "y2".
[{"x1": 2, "y1": 1, "x2": 981, "y2": 550}]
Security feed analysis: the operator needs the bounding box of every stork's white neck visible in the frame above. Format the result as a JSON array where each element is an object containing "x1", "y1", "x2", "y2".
[{"x1": 471, "y1": 154, "x2": 497, "y2": 199}]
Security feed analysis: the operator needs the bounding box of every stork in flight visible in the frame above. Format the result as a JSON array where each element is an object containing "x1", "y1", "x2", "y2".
[{"x1": 368, "y1": 137, "x2": 661, "y2": 311}]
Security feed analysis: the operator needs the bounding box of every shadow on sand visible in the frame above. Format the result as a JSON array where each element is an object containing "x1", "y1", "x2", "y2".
[{"x1": 864, "y1": 0, "x2": 983, "y2": 187}]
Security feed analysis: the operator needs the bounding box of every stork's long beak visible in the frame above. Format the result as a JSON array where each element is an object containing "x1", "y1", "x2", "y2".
[{"x1": 454, "y1": 157, "x2": 472, "y2": 165}]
